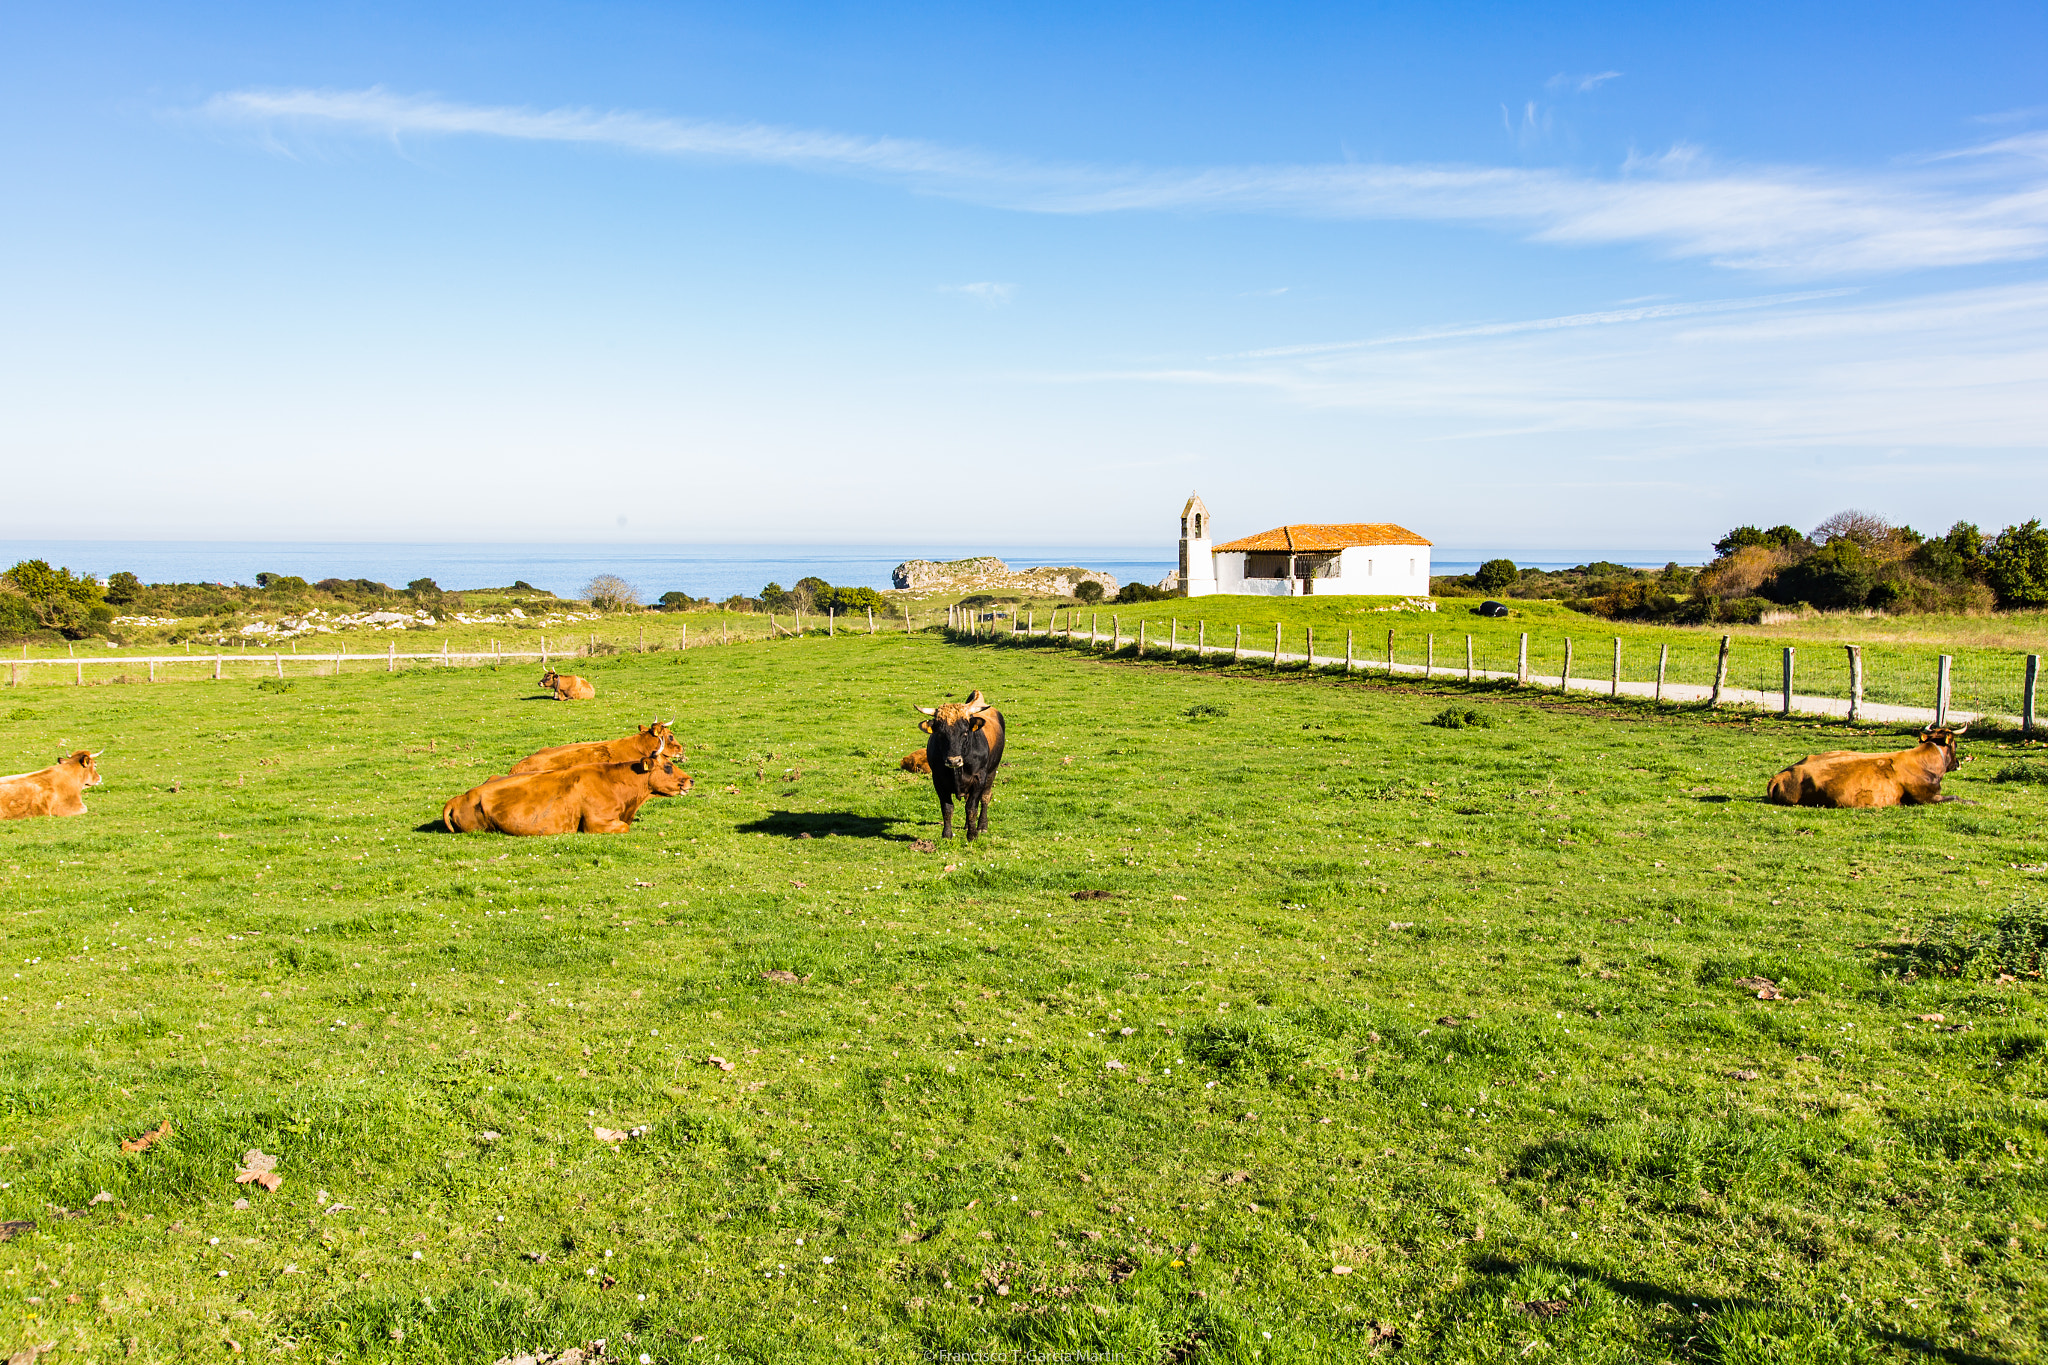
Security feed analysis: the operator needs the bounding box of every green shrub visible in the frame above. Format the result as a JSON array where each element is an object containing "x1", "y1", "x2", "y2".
[
  {"x1": 1902, "y1": 901, "x2": 2048, "y2": 978},
  {"x1": 1428, "y1": 706, "x2": 1491, "y2": 730},
  {"x1": 1182, "y1": 703, "x2": 1231, "y2": 720},
  {"x1": 1992, "y1": 761, "x2": 2048, "y2": 784},
  {"x1": 1475, "y1": 558, "x2": 1517, "y2": 592},
  {"x1": 255, "y1": 678, "x2": 296, "y2": 694},
  {"x1": 1114, "y1": 582, "x2": 1175, "y2": 603},
  {"x1": 1074, "y1": 580, "x2": 1105, "y2": 604}
]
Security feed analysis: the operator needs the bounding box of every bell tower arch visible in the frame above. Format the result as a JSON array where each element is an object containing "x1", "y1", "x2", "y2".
[{"x1": 1178, "y1": 491, "x2": 1216, "y2": 597}]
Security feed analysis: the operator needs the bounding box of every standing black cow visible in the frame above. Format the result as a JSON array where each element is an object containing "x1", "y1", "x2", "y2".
[{"x1": 916, "y1": 689, "x2": 1006, "y2": 840}]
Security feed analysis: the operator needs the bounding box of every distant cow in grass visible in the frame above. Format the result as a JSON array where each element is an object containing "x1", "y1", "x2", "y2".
[
  {"x1": 0, "y1": 750, "x2": 103, "y2": 820},
  {"x1": 442, "y1": 757, "x2": 692, "y2": 835},
  {"x1": 510, "y1": 722, "x2": 680, "y2": 775},
  {"x1": 915, "y1": 689, "x2": 1005, "y2": 840},
  {"x1": 900, "y1": 750, "x2": 930, "y2": 774},
  {"x1": 540, "y1": 669, "x2": 596, "y2": 701},
  {"x1": 1766, "y1": 726, "x2": 1966, "y2": 808}
]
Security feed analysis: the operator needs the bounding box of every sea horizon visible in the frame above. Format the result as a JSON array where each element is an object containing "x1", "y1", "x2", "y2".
[{"x1": 0, "y1": 539, "x2": 1696, "y2": 602}]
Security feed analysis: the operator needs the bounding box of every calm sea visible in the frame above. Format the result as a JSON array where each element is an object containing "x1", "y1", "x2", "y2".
[{"x1": 0, "y1": 540, "x2": 1679, "y2": 601}]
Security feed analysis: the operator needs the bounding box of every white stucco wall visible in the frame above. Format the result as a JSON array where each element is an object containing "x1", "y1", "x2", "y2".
[{"x1": 1211, "y1": 545, "x2": 1430, "y2": 596}]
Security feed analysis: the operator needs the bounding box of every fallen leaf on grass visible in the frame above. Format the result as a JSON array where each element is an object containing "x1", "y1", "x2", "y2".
[
  {"x1": 1917, "y1": 1013, "x2": 1945, "y2": 1022},
  {"x1": 760, "y1": 970, "x2": 809, "y2": 984},
  {"x1": 1366, "y1": 1322, "x2": 1403, "y2": 1349},
  {"x1": 1728, "y1": 1070, "x2": 1760, "y2": 1082},
  {"x1": 121, "y1": 1121, "x2": 171, "y2": 1153},
  {"x1": 1435, "y1": 1015, "x2": 1462, "y2": 1027},
  {"x1": 1220, "y1": 1171, "x2": 1251, "y2": 1186},
  {"x1": 6, "y1": 1341, "x2": 56, "y2": 1365},
  {"x1": 88, "y1": 1192, "x2": 113, "y2": 1205},
  {"x1": 1071, "y1": 890, "x2": 1113, "y2": 901},
  {"x1": 634, "y1": 880, "x2": 654, "y2": 888},
  {"x1": 1332, "y1": 1265, "x2": 1353, "y2": 1275},
  {"x1": 1734, "y1": 977, "x2": 1782, "y2": 999},
  {"x1": 593, "y1": 1127, "x2": 628, "y2": 1143},
  {"x1": 0, "y1": 1220, "x2": 33, "y2": 1242},
  {"x1": 708, "y1": 1056, "x2": 735, "y2": 1072},
  {"x1": 790, "y1": 880, "x2": 807, "y2": 889},
  {"x1": 233, "y1": 1199, "x2": 250, "y2": 1211},
  {"x1": 911, "y1": 838, "x2": 936, "y2": 853},
  {"x1": 234, "y1": 1150, "x2": 282, "y2": 1192},
  {"x1": 1520, "y1": 1299, "x2": 1571, "y2": 1319},
  {"x1": 1104, "y1": 1060, "x2": 1127, "y2": 1071}
]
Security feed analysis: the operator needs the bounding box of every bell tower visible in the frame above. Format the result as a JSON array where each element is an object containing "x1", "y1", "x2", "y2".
[{"x1": 1178, "y1": 491, "x2": 1216, "y2": 597}]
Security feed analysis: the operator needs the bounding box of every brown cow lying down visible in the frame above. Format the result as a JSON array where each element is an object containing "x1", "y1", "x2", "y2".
[
  {"x1": 0, "y1": 750, "x2": 103, "y2": 820},
  {"x1": 442, "y1": 757, "x2": 692, "y2": 834},
  {"x1": 1767, "y1": 725, "x2": 1966, "y2": 808},
  {"x1": 540, "y1": 669, "x2": 597, "y2": 701},
  {"x1": 900, "y1": 750, "x2": 931, "y2": 774},
  {"x1": 510, "y1": 722, "x2": 681, "y2": 775}
]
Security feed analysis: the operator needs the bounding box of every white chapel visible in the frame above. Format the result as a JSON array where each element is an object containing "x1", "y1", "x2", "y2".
[{"x1": 1177, "y1": 491, "x2": 1433, "y2": 598}]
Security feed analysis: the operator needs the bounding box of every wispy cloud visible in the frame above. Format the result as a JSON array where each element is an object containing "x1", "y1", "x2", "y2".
[
  {"x1": 1233, "y1": 289, "x2": 1859, "y2": 358},
  {"x1": 1547, "y1": 71, "x2": 1623, "y2": 93},
  {"x1": 941, "y1": 281, "x2": 1016, "y2": 304},
  {"x1": 1073, "y1": 281, "x2": 2048, "y2": 453},
  {"x1": 204, "y1": 87, "x2": 2048, "y2": 274}
]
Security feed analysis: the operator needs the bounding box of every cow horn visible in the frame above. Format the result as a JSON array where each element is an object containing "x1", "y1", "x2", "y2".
[
  {"x1": 88, "y1": 748, "x2": 106, "y2": 757},
  {"x1": 915, "y1": 706, "x2": 937, "y2": 715}
]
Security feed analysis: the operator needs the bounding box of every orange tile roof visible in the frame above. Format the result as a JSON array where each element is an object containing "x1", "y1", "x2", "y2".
[{"x1": 1212, "y1": 522, "x2": 1433, "y2": 553}]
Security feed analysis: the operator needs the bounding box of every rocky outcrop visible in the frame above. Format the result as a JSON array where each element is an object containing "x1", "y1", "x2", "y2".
[{"x1": 891, "y1": 557, "x2": 1119, "y2": 598}]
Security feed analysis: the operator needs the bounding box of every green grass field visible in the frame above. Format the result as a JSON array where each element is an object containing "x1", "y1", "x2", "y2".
[{"x1": 3, "y1": 632, "x2": 2045, "y2": 1363}]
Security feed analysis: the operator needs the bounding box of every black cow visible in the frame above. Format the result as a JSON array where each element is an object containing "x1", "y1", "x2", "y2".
[{"x1": 916, "y1": 689, "x2": 1007, "y2": 840}]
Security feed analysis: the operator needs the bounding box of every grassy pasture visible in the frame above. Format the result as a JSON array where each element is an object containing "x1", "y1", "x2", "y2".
[{"x1": 2, "y1": 632, "x2": 2046, "y2": 1363}]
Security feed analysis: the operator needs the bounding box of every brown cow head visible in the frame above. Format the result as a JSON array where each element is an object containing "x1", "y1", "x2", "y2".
[
  {"x1": 541, "y1": 669, "x2": 560, "y2": 690},
  {"x1": 640, "y1": 721, "x2": 682, "y2": 758},
  {"x1": 66, "y1": 750, "x2": 103, "y2": 787},
  {"x1": 1919, "y1": 725, "x2": 1966, "y2": 772},
  {"x1": 916, "y1": 691, "x2": 993, "y2": 771},
  {"x1": 635, "y1": 757, "x2": 693, "y2": 796}
]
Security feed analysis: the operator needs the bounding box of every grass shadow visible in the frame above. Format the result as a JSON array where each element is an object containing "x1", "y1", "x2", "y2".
[{"x1": 1468, "y1": 1256, "x2": 2016, "y2": 1365}]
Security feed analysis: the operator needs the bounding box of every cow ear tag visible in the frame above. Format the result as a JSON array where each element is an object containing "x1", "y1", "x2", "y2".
[
  {"x1": 968, "y1": 717, "x2": 986, "y2": 731},
  {"x1": 919, "y1": 719, "x2": 934, "y2": 734}
]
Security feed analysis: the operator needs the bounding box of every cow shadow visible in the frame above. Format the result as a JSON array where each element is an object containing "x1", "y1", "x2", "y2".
[{"x1": 737, "y1": 810, "x2": 908, "y2": 841}]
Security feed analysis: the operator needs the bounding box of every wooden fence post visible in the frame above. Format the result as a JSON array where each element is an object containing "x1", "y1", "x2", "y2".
[
  {"x1": 1611, "y1": 637, "x2": 1621, "y2": 697},
  {"x1": 1466, "y1": 634, "x2": 1474, "y2": 683},
  {"x1": 1304, "y1": 625, "x2": 1315, "y2": 668},
  {"x1": 1273, "y1": 623, "x2": 1282, "y2": 669},
  {"x1": 1782, "y1": 647, "x2": 1795, "y2": 715},
  {"x1": 1710, "y1": 635, "x2": 1731, "y2": 706},
  {"x1": 1138, "y1": 621, "x2": 1147, "y2": 657},
  {"x1": 1656, "y1": 643, "x2": 1668, "y2": 703},
  {"x1": 1233, "y1": 622, "x2": 1242, "y2": 662},
  {"x1": 1346, "y1": 629, "x2": 1354, "y2": 673},
  {"x1": 1386, "y1": 629, "x2": 1394, "y2": 676},
  {"x1": 274, "y1": 653, "x2": 284, "y2": 679},
  {"x1": 638, "y1": 624, "x2": 645, "y2": 653},
  {"x1": 214, "y1": 653, "x2": 222, "y2": 681},
  {"x1": 1936, "y1": 654, "x2": 1952, "y2": 726},
  {"x1": 75, "y1": 660, "x2": 82, "y2": 686},
  {"x1": 1517, "y1": 633, "x2": 1528, "y2": 685},
  {"x1": 1425, "y1": 633, "x2": 1434, "y2": 679},
  {"x1": 1113, "y1": 614, "x2": 1122, "y2": 652},
  {"x1": 1198, "y1": 620, "x2": 1205, "y2": 656},
  {"x1": 444, "y1": 639, "x2": 451, "y2": 666},
  {"x1": 2023, "y1": 655, "x2": 2038, "y2": 735},
  {"x1": 388, "y1": 641, "x2": 395, "y2": 673},
  {"x1": 147, "y1": 660, "x2": 155, "y2": 683},
  {"x1": 1092, "y1": 612, "x2": 1099, "y2": 649},
  {"x1": 1561, "y1": 638, "x2": 1573, "y2": 693}
]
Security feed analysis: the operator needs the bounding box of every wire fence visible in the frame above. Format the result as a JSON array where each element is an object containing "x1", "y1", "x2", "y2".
[{"x1": 950, "y1": 605, "x2": 2043, "y2": 732}]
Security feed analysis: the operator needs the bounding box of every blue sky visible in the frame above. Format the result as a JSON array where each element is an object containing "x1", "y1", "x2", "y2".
[{"x1": 4, "y1": 2, "x2": 2045, "y2": 559}]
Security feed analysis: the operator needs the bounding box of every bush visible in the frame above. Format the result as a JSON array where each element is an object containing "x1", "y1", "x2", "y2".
[
  {"x1": 1714, "y1": 524, "x2": 1808, "y2": 557},
  {"x1": 1992, "y1": 762, "x2": 2048, "y2": 784},
  {"x1": 255, "y1": 573, "x2": 310, "y2": 593},
  {"x1": 1074, "y1": 580, "x2": 1105, "y2": 604},
  {"x1": 104, "y1": 571, "x2": 145, "y2": 606},
  {"x1": 1428, "y1": 706, "x2": 1492, "y2": 730},
  {"x1": 1986, "y1": 519, "x2": 2048, "y2": 608},
  {"x1": 1182, "y1": 703, "x2": 1231, "y2": 720},
  {"x1": 1475, "y1": 558, "x2": 1517, "y2": 592},
  {"x1": 1114, "y1": 582, "x2": 1175, "y2": 604},
  {"x1": 583, "y1": 574, "x2": 640, "y2": 612},
  {"x1": 816, "y1": 585, "x2": 887, "y2": 616},
  {"x1": 1, "y1": 559, "x2": 108, "y2": 638}
]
